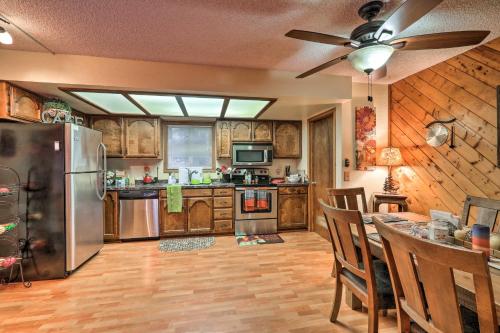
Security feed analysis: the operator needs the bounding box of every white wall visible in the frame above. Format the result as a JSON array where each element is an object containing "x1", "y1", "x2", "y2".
[{"x1": 340, "y1": 83, "x2": 389, "y2": 211}]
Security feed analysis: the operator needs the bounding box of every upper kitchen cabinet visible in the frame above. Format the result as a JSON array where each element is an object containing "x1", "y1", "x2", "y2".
[
  {"x1": 252, "y1": 121, "x2": 273, "y2": 142},
  {"x1": 0, "y1": 82, "x2": 42, "y2": 122},
  {"x1": 91, "y1": 117, "x2": 125, "y2": 157},
  {"x1": 124, "y1": 118, "x2": 160, "y2": 158},
  {"x1": 231, "y1": 121, "x2": 252, "y2": 142},
  {"x1": 273, "y1": 121, "x2": 302, "y2": 158},
  {"x1": 216, "y1": 120, "x2": 232, "y2": 159}
]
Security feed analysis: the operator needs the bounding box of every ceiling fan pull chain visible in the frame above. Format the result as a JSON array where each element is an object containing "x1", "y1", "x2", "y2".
[{"x1": 367, "y1": 73, "x2": 373, "y2": 103}]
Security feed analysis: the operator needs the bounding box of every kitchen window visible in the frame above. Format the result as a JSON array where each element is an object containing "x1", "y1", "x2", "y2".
[{"x1": 165, "y1": 124, "x2": 214, "y2": 170}]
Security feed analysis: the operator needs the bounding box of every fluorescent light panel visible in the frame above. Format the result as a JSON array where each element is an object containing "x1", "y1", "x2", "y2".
[
  {"x1": 129, "y1": 94, "x2": 183, "y2": 116},
  {"x1": 181, "y1": 96, "x2": 224, "y2": 117},
  {"x1": 73, "y1": 91, "x2": 144, "y2": 114},
  {"x1": 225, "y1": 99, "x2": 270, "y2": 118}
]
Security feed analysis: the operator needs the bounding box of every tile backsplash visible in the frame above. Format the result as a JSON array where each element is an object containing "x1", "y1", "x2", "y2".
[{"x1": 107, "y1": 158, "x2": 301, "y2": 182}]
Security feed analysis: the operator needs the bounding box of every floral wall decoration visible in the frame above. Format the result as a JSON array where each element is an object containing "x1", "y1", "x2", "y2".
[{"x1": 355, "y1": 105, "x2": 376, "y2": 170}]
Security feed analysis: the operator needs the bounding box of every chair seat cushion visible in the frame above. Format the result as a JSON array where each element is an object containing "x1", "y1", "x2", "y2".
[
  {"x1": 340, "y1": 258, "x2": 395, "y2": 309},
  {"x1": 410, "y1": 306, "x2": 492, "y2": 333}
]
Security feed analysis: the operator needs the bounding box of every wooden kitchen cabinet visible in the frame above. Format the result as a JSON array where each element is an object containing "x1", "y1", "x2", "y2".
[
  {"x1": 278, "y1": 187, "x2": 308, "y2": 230},
  {"x1": 216, "y1": 120, "x2": 232, "y2": 158},
  {"x1": 159, "y1": 198, "x2": 187, "y2": 235},
  {"x1": 103, "y1": 191, "x2": 119, "y2": 241},
  {"x1": 187, "y1": 197, "x2": 213, "y2": 233},
  {"x1": 124, "y1": 118, "x2": 159, "y2": 158},
  {"x1": 91, "y1": 117, "x2": 124, "y2": 157},
  {"x1": 0, "y1": 82, "x2": 42, "y2": 122},
  {"x1": 252, "y1": 121, "x2": 273, "y2": 142},
  {"x1": 231, "y1": 121, "x2": 252, "y2": 142},
  {"x1": 273, "y1": 121, "x2": 302, "y2": 158}
]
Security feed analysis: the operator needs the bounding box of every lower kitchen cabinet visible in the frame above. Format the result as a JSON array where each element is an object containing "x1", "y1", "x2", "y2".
[
  {"x1": 187, "y1": 197, "x2": 213, "y2": 233},
  {"x1": 103, "y1": 191, "x2": 119, "y2": 241},
  {"x1": 159, "y1": 198, "x2": 187, "y2": 235},
  {"x1": 278, "y1": 188, "x2": 308, "y2": 230}
]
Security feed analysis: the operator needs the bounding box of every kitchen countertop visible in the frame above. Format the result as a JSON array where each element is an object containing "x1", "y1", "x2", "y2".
[{"x1": 106, "y1": 181, "x2": 308, "y2": 191}]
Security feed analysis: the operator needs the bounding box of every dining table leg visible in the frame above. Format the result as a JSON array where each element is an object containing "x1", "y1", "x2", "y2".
[{"x1": 345, "y1": 290, "x2": 363, "y2": 310}]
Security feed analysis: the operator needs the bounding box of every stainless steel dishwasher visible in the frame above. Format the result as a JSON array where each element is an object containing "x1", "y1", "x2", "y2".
[{"x1": 119, "y1": 190, "x2": 159, "y2": 240}]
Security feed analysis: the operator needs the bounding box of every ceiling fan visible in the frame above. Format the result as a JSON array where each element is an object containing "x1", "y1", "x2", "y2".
[{"x1": 285, "y1": 0, "x2": 490, "y2": 79}]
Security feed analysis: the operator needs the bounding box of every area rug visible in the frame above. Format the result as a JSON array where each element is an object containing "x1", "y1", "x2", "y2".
[
  {"x1": 236, "y1": 234, "x2": 284, "y2": 246},
  {"x1": 159, "y1": 237, "x2": 215, "y2": 252}
]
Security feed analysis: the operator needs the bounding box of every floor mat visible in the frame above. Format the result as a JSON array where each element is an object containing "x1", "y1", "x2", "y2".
[
  {"x1": 236, "y1": 234, "x2": 284, "y2": 246},
  {"x1": 159, "y1": 237, "x2": 215, "y2": 252}
]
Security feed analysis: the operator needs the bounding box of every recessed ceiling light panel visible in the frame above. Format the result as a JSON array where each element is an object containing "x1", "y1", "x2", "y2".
[
  {"x1": 129, "y1": 94, "x2": 183, "y2": 116},
  {"x1": 225, "y1": 99, "x2": 270, "y2": 118},
  {"x1": 72, "y1": 91, "x2": 144, "y2": 114},
  {"x1": 181, "y1": 96, "x2": 224, "y2": 117}
]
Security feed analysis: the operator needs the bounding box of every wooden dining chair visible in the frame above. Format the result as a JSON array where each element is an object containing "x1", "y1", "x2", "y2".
[
  {"x1": 374, "y1": 218, "x2": 498, "y2": 333},
  {"x1": 326, "y1": 187, "x2": 368, "y2": 213},
  {"x1": 461, "y1": 195, "x2": 500, "y2": 232},
  {"x1": 320, "y1": 199, "x2": 395, "y2": 333}
]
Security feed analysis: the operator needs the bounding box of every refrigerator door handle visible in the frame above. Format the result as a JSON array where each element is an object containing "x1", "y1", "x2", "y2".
[{"x1": 96, "y1": 143, "x2": 107, "y2": 200}]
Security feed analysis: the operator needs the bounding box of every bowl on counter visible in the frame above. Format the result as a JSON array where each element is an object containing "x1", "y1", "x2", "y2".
[{"x1": 286, "y1": 175, "x2": 300, "y2": 183}]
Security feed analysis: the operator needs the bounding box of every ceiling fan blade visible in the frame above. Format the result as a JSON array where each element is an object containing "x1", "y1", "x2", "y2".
[
  {"x1": 296, "y1": 54, "x2": 349, "y2": 78},
  {"x1": 375, "y1": 0, "x2": 443, "y2": 41},
  {"x1": 371, "y1": 65, "x2": 387, "y2": 80},
  {"x1": 391, "y1": 30, "x2": 490, "y2": 50},
  {"x1": 285, "y1": 29, "x2": 351, "y2": 46}
]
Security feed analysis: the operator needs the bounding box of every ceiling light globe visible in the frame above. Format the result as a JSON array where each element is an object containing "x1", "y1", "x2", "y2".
[
  {"x1": 348, "y1": 44, "x2": 394, "y2": 73},
  {"x1": 0, "y1": 27, "x2": 13, "y2": 45}
]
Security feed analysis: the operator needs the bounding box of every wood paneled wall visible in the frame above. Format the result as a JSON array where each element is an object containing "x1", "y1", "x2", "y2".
[{"x1": 390, "y1": 37, "x2": 500, "y2": 215}]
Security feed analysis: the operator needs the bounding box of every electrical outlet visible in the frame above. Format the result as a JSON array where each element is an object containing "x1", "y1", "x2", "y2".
[{"x1": 275, "y1": 168, "x2": 281, "y2": 176}]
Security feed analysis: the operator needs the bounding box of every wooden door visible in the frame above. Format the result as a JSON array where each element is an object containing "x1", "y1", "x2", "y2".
[
  {"x1": 8, "y1": 85, "x2": 42, "y2": 122},
  {"x1": 159, "y1": 198, "x2": 187, "y2": 235},
  {"x1": 187, "y1": 197, "x2": 213, "y2": 233},
  {"x1": 273, "y1": 121, "x2": 302, "y2": 158},
  {"x1": 103, "y1": 191, "x2": 119, "y2": 241},
  {"x1": 91, "y1": 117, "x2": 124, "y2": 157},
  {"x1": 231, "y1": 121, "x2": 252, "y2": 142},
  {"x1": 125, "y1": 118, "x2": 159, "y2": 157},
  {"x1": 216, "y1": 121, "x2": 232, "y2": 158},
  {"x1": 278, "y1": 194, "x2": 308, "y2": 230},
  {"x1": 252, "y1": 121, "x2": 273, "y2": 142},
  {"x1": 308, "y1": 111, "x2": 335, "y2": 233}
]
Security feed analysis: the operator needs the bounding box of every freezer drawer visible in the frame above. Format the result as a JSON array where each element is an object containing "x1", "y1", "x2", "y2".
[
  {"x1": 65, "y1": 173, "x2": 104, "y2": 272},
  {"x1": 119, "y1": 198, "x2": 159, "y2": 239}
]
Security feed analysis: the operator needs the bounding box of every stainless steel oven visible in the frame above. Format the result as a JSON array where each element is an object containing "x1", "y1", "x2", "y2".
[
  {"x1": 232, "y1": 143, "x2": 273, "y2": 166},
  {"x1": 235, "y1": 186, "x2": 277, "y2": 235}
]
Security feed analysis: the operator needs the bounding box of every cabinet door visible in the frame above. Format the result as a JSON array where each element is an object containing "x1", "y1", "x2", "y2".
[
  {"x1": 103, "y1": 191, "x2": 119, "y2": 241},
  {"x1": 231, "y1": 121, "x2": 252, "y2": 142},
  {"x1": 9, "y1": 86, "x2": 42, "y2": 122},
  {"x1": 278, "y1": 194, "x2": 307, "y2": 230},
  {"x1": 91, "y1": 117, "x2": 124, "y2": 157},
  {"x1": 216, "y1": 121, "x2": 232, "y2": 158},
  {"x1": 187, "y1": 197, "x2": 213, "y2": 233},
  {"x1": 252, "y1": 121, "x2": 273, "y2": 142},
  {"x1": 159, "y1": 198, "x2": 187, "y2": 235},
  {"x1": 273, "y1": 121, "x2": 302, "y2": 158},
  {"x1": 125, "y1": 118, "x2": 159, "y2": 157}
]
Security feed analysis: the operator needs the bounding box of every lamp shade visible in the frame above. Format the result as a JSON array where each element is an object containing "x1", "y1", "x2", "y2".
[
  {"x1": 348, "y1": 44, "x2": 394, "y2": 73},
  {"x1": 379, "y1": 147, "x2": 403, "y2": 166}
]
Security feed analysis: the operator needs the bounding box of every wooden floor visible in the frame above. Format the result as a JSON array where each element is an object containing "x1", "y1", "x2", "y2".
[{"x1": 0, "y1": 232, "x2": 398, "y2": 333}]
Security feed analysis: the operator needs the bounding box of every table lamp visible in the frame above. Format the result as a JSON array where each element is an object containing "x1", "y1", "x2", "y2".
[{"x1": 379, "y1": 147, "x2": 403, "y2": 193}]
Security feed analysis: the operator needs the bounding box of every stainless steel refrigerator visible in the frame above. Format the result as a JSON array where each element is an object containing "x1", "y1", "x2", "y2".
[{"x1": 0, "y1": 123, "x2": 106, "y2": 280}]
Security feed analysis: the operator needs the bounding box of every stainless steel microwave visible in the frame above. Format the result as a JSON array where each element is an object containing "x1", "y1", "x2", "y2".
[{"x1": 232, "y1": 143, "x2": 273, "y2": 166}]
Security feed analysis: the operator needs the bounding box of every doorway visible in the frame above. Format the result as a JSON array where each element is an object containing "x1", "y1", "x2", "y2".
[{"x1": 308, "y1": 109, "x2": 336, "y2": 236}]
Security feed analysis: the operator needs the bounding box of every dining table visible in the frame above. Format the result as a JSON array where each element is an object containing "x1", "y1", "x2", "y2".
[{"x1": 347, "y1": 212, "x2": 500, "y2": 320}]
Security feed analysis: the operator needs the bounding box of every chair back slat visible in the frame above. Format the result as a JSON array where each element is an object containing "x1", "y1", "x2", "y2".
[
  {"x1": 320, "y1": 199, "x2": 372, "y2": 280},
  {"x1": 374, "y1": 218, "x2": 498, "y2": 333},
  {"x1": 461, "y1": 195, "x2": 500, "y2": 232},
  {"x1": 327, "y1": 187, "x2": 368, "y2": 213}
]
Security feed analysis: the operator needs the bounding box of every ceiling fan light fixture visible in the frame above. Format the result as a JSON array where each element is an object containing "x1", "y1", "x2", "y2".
[
  {"x1": 0, "y1": 26, "x2": 13, "y2": 45},
  {"x1": 348, "y1": 44, "x2": 394, "y2": 73}
]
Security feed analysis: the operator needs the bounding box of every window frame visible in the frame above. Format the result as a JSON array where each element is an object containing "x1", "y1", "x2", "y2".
[{"x1": 163, "y1": 121, "x2": 216, "y2": 173}]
